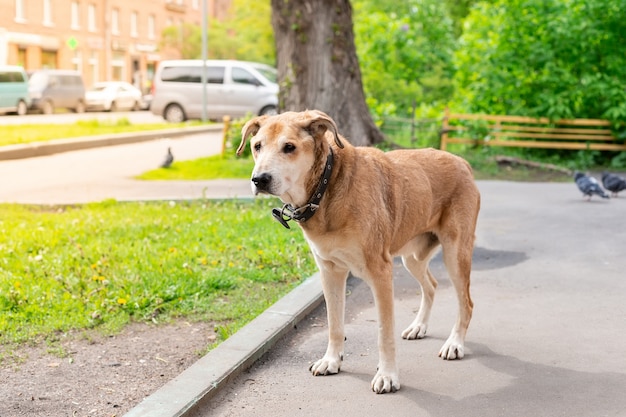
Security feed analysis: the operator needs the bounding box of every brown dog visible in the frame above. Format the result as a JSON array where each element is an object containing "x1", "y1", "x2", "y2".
[{"x1": 237, "y1": 110, "x2": 480, "y2": 394}]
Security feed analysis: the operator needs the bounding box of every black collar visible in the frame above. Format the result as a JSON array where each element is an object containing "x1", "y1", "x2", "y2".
[{"x1": 271, "y1": 148, "x2": 335, "y2": 229}]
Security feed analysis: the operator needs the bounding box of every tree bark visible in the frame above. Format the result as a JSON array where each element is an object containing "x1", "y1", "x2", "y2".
[{"x1": 271, "y1": 0, "x2": 385, "y2": 146}]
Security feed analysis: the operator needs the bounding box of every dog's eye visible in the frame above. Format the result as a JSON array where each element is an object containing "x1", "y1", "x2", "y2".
[
  {"x1": 254, "y1": 143, "x2": 261, "y2": 152},
  {"x1": 283, "y1": 143, "x2": 296, "y2": 154}
]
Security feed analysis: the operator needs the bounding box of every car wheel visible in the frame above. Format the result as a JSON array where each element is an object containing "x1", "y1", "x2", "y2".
[
  {"x1": 164, "y1": 104, "x2": 186, "y2": 123},
  {"x1": 259, "y1": 105, "x2": 277, "y2": 116},
  {"x1": 74, "y1": 101, "x2": 85, "y2": 113},
  {"x1": 42, "y1": 100, "x2": 54, "y2": 115},
  {"x1": 131, "y1": 101, "x2": 140, "y2": 111},
  {"x1": 110, "y1": 101, "x2": 118, "y2": 112},
  {"x1": 16, "y1": 100, "x2": 28, "y2": 116}
]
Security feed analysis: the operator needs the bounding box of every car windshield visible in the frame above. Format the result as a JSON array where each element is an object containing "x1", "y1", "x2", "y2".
[
  {"x1": 90, "y1": 85, "x2": 109, "y2": 92},
  {"x1": 28, "y1": 72, "x2": 48, "y2": 89},
  {"x1": 253, "y1": 65, "x2": 277, "y2": 84}
]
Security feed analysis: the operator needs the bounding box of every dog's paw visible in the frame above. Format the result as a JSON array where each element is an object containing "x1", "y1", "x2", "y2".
[
  {"x1": 401, "y1": 322, "x2": 428, "y2": 340},
  {"x1": 439, "y1": 336, "x2": 465, "y2": 360},
  {"x1": 371, "y1": 368, "x2": 400, "y2": 394},
  {"x1": 309, "y1": 356, "x2": 342, "y2": 376}
]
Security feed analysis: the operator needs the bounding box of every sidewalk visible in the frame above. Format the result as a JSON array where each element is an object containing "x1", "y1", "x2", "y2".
[{"x1": 0, "y1": 128, "x2": 253, "y2": 204}]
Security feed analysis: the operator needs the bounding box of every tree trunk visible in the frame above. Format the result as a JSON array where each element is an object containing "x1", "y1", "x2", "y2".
[{"x1": 271, "y1": 0, "x2": 385, "y2": 146}]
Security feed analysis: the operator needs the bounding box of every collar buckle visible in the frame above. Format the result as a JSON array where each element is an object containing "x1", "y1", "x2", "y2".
[{"x1": 271, "y1": 148, "x2": 334, "y2": 229}]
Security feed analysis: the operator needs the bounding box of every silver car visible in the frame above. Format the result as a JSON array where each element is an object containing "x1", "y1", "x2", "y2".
[{"x1": 150, "y1": 60, "x2": 278, "y2": 122}]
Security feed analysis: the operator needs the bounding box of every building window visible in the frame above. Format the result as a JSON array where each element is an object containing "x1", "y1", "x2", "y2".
[
  {"x1": 130, "y1": 11, "x2": 138, "y2": 38},
  {"x1": 148, "y1": 14, "x2": 155, "y2": 40},
  {"x1": 71, "y1": 1, "x2": 80, "y2": 30},
  {"x1": 43, "y1": 0, "x2": 53, "y2": 26},
  {"x1": 89, "y1": 51, "x2": 99, "y2": 85},
  {"x1": 41, "y1": 50, "x2": 58, "y2": 69},
  {"x1": 88, "y1": 4, "x2": 97, "y2": 32},
  {"x1": 111, "y1": 52, "x2": 125, "y2": 81},
  {"x1": 71, "y1": 50, "x2": 82, "y2": 72},
  {"x1": 111, "y1": 8, "x2": 120, "y2": 35},
  {"x1": 15, "y1": 0, "x2": 26, "y2": 22},
  {"x1": 17, "y1": 48, "x2": 26, "y2": 67}
]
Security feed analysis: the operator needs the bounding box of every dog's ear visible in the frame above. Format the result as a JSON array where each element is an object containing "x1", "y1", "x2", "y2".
[
  {"x1": 306, "y1": 111, "x2": 345, "y2": 149},
  {"x1": 237, "y1": 115, "x2": 268, "y2": 156}
]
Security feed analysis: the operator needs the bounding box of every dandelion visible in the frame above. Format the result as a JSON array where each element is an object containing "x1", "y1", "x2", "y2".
[
  {"x1": 117, "y1": 298, "x2": 127, "y2": 305},
  {"x1": 13, "y1": 281, "x2": 21, "y2": 289},
  {"x1": 257, "y1": 250, "x2": 264, "y2": 256},
  {"x1": 168, "y1": 247, "x2": 177, "y2": 253},
  {"x1": 211, "y1": 260, "x2": 219, "y2": 266},
  {"x1": 228, "y1": 262, "x2": 235, "y2": 268}
]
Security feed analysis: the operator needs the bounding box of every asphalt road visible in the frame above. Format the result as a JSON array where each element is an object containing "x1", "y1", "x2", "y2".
[
  {"x1": 0, "y1": 131, "x2": 252, "y2": 204},
  {"x1": 198, "y1": 181, "x2": 626, "y2": 417}
]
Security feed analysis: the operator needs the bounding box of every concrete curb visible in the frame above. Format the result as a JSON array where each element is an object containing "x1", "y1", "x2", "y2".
[
  {"x1": 0, "y1": 124, "x2": 222, "y2": 161},
  {"x1": 123, "y1": 273, "x2": 324, "y2": 417}
]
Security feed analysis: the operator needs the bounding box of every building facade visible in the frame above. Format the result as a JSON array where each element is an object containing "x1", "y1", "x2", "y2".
[{"x1": 0, "y1": 0, "x2": 230, "y2": 93}]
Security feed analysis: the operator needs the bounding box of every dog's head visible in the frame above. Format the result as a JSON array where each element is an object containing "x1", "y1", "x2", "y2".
[{"x1": 237, "y1": 110, "x2": 344, "y2": 206}]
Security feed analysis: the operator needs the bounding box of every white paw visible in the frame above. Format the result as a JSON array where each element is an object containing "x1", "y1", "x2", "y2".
[
  {"x1": 309, "y1": 355, "x2": 342, "y2": 376},
  {"x1": 371, "y1": 368, "x2": 400, "y2": 394},
  {"x1": 439, "y1": 337, "x2": 465, "y2": 360},
  {"x1": 401, "y1": 322, "x2": 428, "y2": 340}
]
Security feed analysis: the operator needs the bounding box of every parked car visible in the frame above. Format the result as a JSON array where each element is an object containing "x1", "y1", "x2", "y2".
[
  {"x1": 0, "y1": 65, "x2": 31, "y2": 116},
  {"x1": 150, "y1": 59, "x2": 278, "y2": 123},
  {"x1": 86, "y1": 81, "x2": 143, "y2": 112},
  {"x1": 28, "y1": 69, "x2": 86, "y2": 114}
]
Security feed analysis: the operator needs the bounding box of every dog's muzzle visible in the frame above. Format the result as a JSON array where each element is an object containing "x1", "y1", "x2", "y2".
[{"x1": 251, "y1": 173, "x2": 273, "y2": 194}]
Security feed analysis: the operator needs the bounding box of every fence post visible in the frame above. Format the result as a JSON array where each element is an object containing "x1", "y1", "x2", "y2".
[
  {"x1": 410, "y1": 99, "x2": 417, "y2": 145},
  {"x1": 440, "y1": 108, "x2": 450, "y2": 151},
  {"x1": 221, "y1": 115, "x2": 231, "y2": 158}
]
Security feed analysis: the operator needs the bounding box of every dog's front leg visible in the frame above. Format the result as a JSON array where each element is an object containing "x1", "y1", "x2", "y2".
[
  {"x1": 310, "y1": 262, "x2": 349, "y2": 376},
  {"x1": 368, "y1": 268, "x2": 400, "y2": 394}
]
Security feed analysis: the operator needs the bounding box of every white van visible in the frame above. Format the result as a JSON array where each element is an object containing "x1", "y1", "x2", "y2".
[
  {"x1": 0, "y1": 65, "x2": 31, "y2": 116},
  {"x1": 150, "y1": 60, "x2": 278, "y2": 122}
]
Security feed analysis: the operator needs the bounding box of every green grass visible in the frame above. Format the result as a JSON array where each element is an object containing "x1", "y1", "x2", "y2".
[
  {"x1": 0, "y1": 119, "x2": 208, "y2": 147},
  {"x1": 137, "y1": 154, "x2": 255, "y2": 180},
  {"x1": 0, "y1": 199, "x2": 316, "y2": 349}
]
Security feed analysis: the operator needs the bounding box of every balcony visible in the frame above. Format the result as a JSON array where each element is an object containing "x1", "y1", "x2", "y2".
[{"x1": 165, "y1": 0, "x2": 187, "y2": 12}]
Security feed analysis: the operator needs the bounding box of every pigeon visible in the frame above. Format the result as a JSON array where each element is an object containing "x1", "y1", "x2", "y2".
[
  {"x1": 574, "y1": 171, "x2": 609, "y2": 200},
  {"x1": 601, "y1": 171, "x2": 626, "y2": 197},
  {"x1": 160, "y1": 147, "x2": 174, "y2": 168}
]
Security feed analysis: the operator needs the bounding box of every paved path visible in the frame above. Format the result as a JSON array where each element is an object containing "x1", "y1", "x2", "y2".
[
  {"x1": 0, "y1": 131, "x2": 252, "y2": 204},
  {"x1": 195, "y1": 181, "x2": 626, "y2": 417}
]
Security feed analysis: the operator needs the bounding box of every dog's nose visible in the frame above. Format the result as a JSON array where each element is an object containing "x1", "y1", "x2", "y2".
[{"x1": 252, "y1": 173, "x2": 272, "y2": 192}]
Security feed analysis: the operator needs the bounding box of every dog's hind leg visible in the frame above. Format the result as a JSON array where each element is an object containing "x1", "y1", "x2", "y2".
[
  {"x1": 400, "y1": 233, "x2": 441, "y2": 340},
  {"x1": 309, "y1": 260, "x2": 350, "y2": 376},
  {"x1": 438, "y1": 236, "x2": 474, "y2": 360}
]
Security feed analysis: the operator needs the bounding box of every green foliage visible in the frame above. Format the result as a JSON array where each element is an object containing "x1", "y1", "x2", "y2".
[
  {"x1": 137, "y1": 154, "x2": 254, "y2": 180},
  {"x1": 159, "y1": 0, "x2": 274, "y2": 64},
  {"x1": 209, "y1": 0, "x2": 275, "y2": 65},
  {"x1": 161, "y1": 23, "x2": 203, "y2": 59},
  {"x1": 0, "y1": 200, "x2": 316, "y2": 345},
  {"x1": 353, "y1": 0, "x2": 457, "y2": 118},
  {"x1": 453, "y1": 0, "x2": 626, "y2": 125}
]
